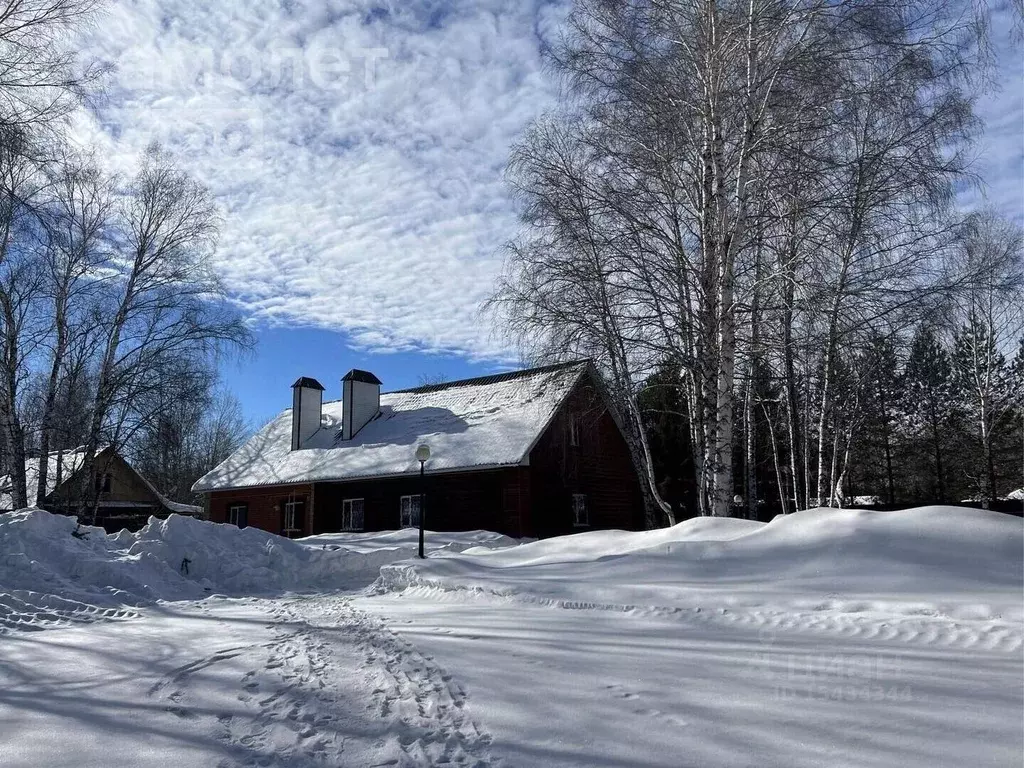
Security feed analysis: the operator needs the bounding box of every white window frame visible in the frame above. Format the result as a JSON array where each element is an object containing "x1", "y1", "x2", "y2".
[
  {"x1": 569, "y1": 414, "x2": 580, "y2": 447},
  {"x1": 572, "y1": 494, "x2": 589, "y2": 527},
  {"x1": 342, "y1": 498, "x2": 365, "y2": 532},
  {"x1": 228, "y1": 504, "x2": 247, "y2": 528},
  {"x1": 400, "y1": 495, "x2": 422, "y2": 528},
  {"x1": 283, "y1": 499, "x2": 304, "y2": 537}
]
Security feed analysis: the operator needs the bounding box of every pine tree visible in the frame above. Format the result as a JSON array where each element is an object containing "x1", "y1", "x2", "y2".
[{"x1": 905, "y1": 325, "x2": 952, "y2": 502}]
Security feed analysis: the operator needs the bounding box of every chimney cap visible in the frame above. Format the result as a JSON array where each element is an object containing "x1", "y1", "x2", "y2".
[
  {"x1": 291, "y1": 376, "x2": 325, "y2": 391},
  {"x1": 342, "y1": 369, "x2": 382, "y2": 385}
]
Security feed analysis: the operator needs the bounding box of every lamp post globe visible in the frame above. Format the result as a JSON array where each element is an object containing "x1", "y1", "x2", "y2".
[{"x1": 416, "y1": 444, "x2": 430, "y2": 558}]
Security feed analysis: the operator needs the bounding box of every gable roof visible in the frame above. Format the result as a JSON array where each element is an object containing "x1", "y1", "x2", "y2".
[
  {"x1": 0, "y1": 447, "x2": 203, "y2": 516},
  {"x1": 192, "y1": 360, "x2": 592, "y2": 493},
  {"x1": 0, "y1": 448, "x2": 89, "y2": 511}
]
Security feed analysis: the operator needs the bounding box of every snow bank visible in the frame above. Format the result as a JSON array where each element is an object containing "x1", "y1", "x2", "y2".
[
  {"x1": 300, "y1": 528, "x2": 521, "y2": 554},
  {"x1": 0, "y1": 508, "x2": 518, "y2": 632},
  {"x1": 376, "y1": 506, "x2": 1024, "y2": 622}
]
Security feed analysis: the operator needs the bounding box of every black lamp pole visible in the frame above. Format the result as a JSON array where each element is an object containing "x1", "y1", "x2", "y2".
[
  {"x1": 418, "y1": 458, "x2": 426, "y2": 559},
  {"x1": 414, "y1": 443, "x2": 430, "y2": 559}
]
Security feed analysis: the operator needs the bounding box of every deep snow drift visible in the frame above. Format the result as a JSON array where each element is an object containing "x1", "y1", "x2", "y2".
[
  {"x1": 377, "y1": 505, "x2": 1024, "y2": 632},
  {"x1": 358, "y1": 506, "x2": 1023, "y2": 767},
  {"x1": 0, "y1": 508, "x2": 517, "y2": 632}
]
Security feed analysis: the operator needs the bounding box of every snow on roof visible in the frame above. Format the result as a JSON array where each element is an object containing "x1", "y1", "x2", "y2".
[
  {"x1": 0, "y1": 447, "x2": 203, "y2": 516},
  {"x1": 157, "y1": 497, "x2": 204, "y2": 516},
  {"x1": 0, "y1": 448, "x2": 89, "y2": 511},
  {"x1": 193, "y1": 361, "x2": 591, "y2": 493}
]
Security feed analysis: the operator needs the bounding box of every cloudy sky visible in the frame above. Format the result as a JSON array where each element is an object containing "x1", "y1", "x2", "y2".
[{"x1": 75, "y1": 0, "x2": 1022, "y2": 422}]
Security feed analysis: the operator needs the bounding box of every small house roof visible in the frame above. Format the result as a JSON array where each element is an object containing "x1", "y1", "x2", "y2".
[
  {"x1": 292, "y1": 377, "x2": 326, "y2": 391},
  {"x1": 193, "y1": 360, "x2": 592, "y2": 493},
  {"x1": 0, "y1": 448, "x2": 90, "y2": 511},
  {"x1": 342, "y1": 369, "x2": 383, "y2": 385},
  {"x1": 0, "y1": 447, "x2": 203, "y2": 516}
]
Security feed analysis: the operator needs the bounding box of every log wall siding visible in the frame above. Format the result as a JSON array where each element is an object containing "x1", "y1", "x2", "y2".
[
  {"x1": 311, "y1": 469, "x2": 507, "y2": 535},
  {"x1": 204, "y1": 372, "x2": 643, "y2": 539},
  {"x1": 208, "y1": 484, "x2": 313, "y2": 537},
  {"x1": 49, "y1": 450, "x2": 162, "y2": 510},
  {"x1": 527, "y1": 378, "x2": 644, "y2": 538},
  {"x1": 499, "y1": 466, "x2": 531, "y2": 539}
]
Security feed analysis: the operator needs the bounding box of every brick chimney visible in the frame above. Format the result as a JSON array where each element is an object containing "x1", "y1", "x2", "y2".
[
  {"x1": 291, "y1": 377, "x2": 325, "y2": 450},
  {"x1": 341, "y1": 369, "x2": 382, "y2": 440}
]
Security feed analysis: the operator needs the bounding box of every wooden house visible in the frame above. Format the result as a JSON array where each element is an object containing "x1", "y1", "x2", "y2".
[
  {"x1": 0, "y1": 446, "x2": 204, "y2": 531},
  {"x1": 193, "y1": 361, "x2": 643, "y2": 539}
]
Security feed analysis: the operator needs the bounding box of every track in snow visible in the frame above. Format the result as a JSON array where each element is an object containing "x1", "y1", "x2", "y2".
[
  {"x1": 385, "y1": 580, "x2": 1023, "y2": 656},
  {"x1": 0, "y1": 589, "x2": 140, "y2": 632},
  {"x1": 284, "y1": 597, "x2": 495, "y2": 767},
  {"x1": 139, "y1": 597, "x2": 496, "y2": 768}
]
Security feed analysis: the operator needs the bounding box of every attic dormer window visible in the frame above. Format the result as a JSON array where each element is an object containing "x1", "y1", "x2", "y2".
[
  {"x1": 572, "y1": 494, "x2": 589, "y2": 527},
  {"x1": 94, "y1": 472, "x2": 111, "y2": 494},
  {"x1": 568, "y1": 414, "x2": 581, "y2": 447}
]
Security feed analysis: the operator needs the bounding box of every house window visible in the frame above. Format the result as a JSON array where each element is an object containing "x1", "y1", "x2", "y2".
[
  {"x1": 228, "y1": 504, "x2": 248, "y2": 529},
  {"x1": 572, "y1": 494, "x2": 589, "y2": 527},
  {"x1": 568, "y1": 414, "x2": 581, "y2": 447},
  {"x1": 342, "y1": 498, "x2": 365, "y2": 531},
  {"x1": 283, "y1": 499, "x2": 304, "y2": 537},
  {"x1": 94, "y1": 472, "x2": 112, "y2": 494},
  {"x1": 400, "y1": 495, "x2": 422, "y2": 528}
]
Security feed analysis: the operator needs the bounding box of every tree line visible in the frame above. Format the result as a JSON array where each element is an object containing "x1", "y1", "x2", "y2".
[
  {"x1": 0, "y1": 0, "x2": 251, "y2": 514},
  {"x1": 491, "y1": 0, "x2": 1024, "y2": 523}
]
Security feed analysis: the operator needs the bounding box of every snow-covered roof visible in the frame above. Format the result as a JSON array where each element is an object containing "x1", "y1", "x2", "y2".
[
  {"x1": 193, "y1": 361, "x2": 591, "y2": 493},
  {"x1": 0, "y1": 449, "x2": 88, "y2": 511},
  {"x1": 158, "y1": 496, "x2": 204, "y2": 516},
  {"x1": 0, "y1": 447, "x2": 204, "y2": 516}
]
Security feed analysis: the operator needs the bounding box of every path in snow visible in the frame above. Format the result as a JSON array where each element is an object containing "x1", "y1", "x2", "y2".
[{"x1": 0, "y1": 596, "x2": 495, "y2": 768}]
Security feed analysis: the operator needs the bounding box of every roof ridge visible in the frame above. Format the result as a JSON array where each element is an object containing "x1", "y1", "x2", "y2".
[{"x1": 386, "y1": 359, "x2": 591, "y2": 395}]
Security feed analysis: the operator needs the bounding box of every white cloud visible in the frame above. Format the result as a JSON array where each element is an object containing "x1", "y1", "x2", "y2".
[
  {"x1": 73, "y1": 0, "x2": 1019, "y2": 364},
  {"x1": 74, "y1": 0, "x2": 570, "y2": 360},
  {"x1": 961, "y1": 3, "x2": 1023, "y2": 221}
]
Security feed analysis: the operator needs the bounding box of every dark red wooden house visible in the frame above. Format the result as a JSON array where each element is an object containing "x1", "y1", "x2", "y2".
[{"x1": 193, "y1": 361, "x2": 643, "y2": 539}]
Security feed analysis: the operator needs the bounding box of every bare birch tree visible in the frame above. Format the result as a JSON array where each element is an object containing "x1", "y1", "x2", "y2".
[
  {"x1": 0, "y1": 0, "x2": 105, "y2": 133},
  {"x1": 494, "y1": 0, "x2": 990, "y2": 521},
  {"x1": 33, "y1": 147, "x2": 109, "y2": 504},
  {"x1": 77, "y1": 147, "x2": 250, "y2": 518}
]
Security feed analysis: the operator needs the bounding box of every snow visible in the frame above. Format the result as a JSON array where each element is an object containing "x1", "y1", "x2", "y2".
[
  {"x1": 0, "y1": 448, "x2": 87, "y2": 511},
  {"x1": 154, "y1": 495, "x2": 204, "y2": 516},
  {"x1": 361, "y1": 506, "x2": 1023, "y2": 767},
  {"x1": 851, "y1": 494, "x2": 882, "y2": 506},
  {"x1": 1, "y1": 505, "x2": 1021, "y2": 767},
  {"x1": 0, "y1": 447, "x2": 204, "y2": 516},
  {"x1": 376, "y1": 506, "x2": 1021, "y2": 616},
  {"x1": 192, "y1": 361, "x2": 587, "y2": 491},
  {"x1": 301, "y1": 527, "x2": 521, "y2": 554},
  {"x1": 0, "y1": 509, "x2": 519, "y2": 630}
]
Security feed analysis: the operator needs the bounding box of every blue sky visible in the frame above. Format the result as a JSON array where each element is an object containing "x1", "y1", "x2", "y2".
[
  {"x1": 73, "y1": 0, "x2": 1022, "y2": 424},
  {"x1": 223, "y1": 328, "x2": 496, "y2": 427}
]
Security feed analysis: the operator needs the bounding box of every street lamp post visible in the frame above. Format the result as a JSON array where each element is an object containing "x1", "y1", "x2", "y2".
[{"x1": 415, "y1": 443, "x2": 431, "y2": 559}]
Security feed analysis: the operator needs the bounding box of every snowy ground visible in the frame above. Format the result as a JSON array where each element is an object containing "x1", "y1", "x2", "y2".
[{"x1": 0, "y1": 507, "x2": 1021, "y2": 767}]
